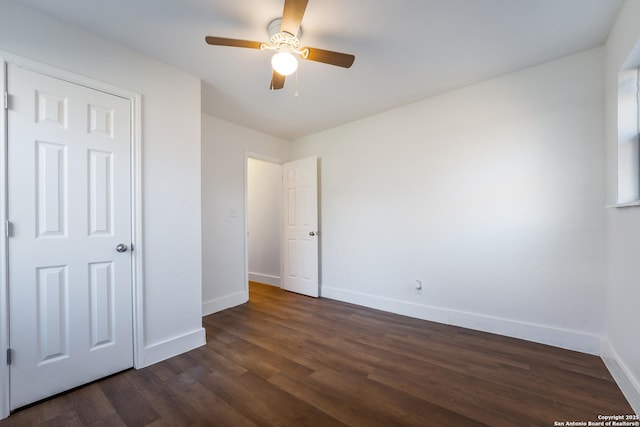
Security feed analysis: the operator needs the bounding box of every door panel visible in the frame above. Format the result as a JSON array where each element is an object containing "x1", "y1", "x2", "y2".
[
  {"x1": 36, "y1": 265, "x2": 69, "y2": 363},
  {"x1": 36, "y1": 141, "x2": 67, "y2": 238},
  {"x1": 282, "y1": 157, "x2": 319, "y2": 297},
  {"x1": 88, "y1": 149, "x2": 114, "y2": 236},
  {"x1": 89, "y1": 261, "x2": 115, "y2": 349},
  {"x1": 7, "y1": 64, "x2": 133, "y2": 410}
]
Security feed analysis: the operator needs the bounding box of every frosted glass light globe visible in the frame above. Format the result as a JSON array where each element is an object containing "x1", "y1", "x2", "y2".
[{"x1": 271, "y1": 52, "x2": 298, "y2": 76}]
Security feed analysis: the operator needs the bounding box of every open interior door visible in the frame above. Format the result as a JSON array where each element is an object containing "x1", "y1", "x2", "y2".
[{"x1": 281, "y1": 157, "x2": 319, "y2": 297}]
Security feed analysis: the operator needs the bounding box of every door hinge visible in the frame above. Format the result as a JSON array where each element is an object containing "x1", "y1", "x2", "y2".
[
  {"x1": 3, "y1": 92, "x2": 7, "y2": 110},
  {"x1": 5, "y1": 220, "x2": 11, "y2": 238},
  {"x1": 6, "y1": 349, "x2": 11, "y2": 366}
]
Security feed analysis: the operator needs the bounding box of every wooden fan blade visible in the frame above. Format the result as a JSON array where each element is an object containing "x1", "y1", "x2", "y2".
[
  {"x1": 205, "y1": 36, "x2": 262, "y2": 49},
  {"x1": 304, "y1": 48, "x2": 355, "y2": 68},
  {"x1": 270, "y1": 71, "x2": 286, "y2": 90},
  {"x1": 281, "y1": 0, "x2": 308, "y2": 35}
]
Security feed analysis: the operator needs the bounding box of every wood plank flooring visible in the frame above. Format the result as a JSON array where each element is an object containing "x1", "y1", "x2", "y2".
[{"x1": 1, "y1": 281, "x2": 634, "y2": 426}]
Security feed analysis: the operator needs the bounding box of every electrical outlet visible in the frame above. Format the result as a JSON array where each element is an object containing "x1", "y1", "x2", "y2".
[{"x1": 414, "y1": 279, "x2": 423, "y2": 294}]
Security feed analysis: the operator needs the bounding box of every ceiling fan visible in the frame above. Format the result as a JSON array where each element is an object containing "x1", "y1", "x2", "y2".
[{"x1": 205, "y1": 0, "x2": 355, "y2": 90}]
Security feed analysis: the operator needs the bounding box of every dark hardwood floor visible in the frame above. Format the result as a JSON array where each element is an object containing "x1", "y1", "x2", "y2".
[{"x1": 1, "y1": 281, "x2": 634, "y2": 426}]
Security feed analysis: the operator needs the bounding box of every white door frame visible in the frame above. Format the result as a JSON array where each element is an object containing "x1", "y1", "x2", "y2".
[
  {"x1": 0, "y1": 52, "x2": 144, "y2": 419},
  {"x1": 243, "y1": 151, "x2": 284, "y2": 298}
]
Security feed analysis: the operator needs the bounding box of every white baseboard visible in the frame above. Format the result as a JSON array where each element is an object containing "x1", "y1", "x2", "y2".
[
  {"x1": 141, "y1": 327, "x2": 206, "y2": 367},
  {"x1": 601, "y1": 339, "x2": 640, "y2": 415},
  {"x1": 202, "y1": 291, "x2": 248, "y2": 316},
  {"x1": 248, "y1": 272, "x2": 280, "y2": 287},
  {"x1": 320, "y1": 286, "x2": 602, "y2": 355}
]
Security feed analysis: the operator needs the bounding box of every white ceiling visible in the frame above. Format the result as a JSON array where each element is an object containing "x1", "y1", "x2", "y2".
[{"x1": 16, "y1": 0, "x2": 624, "y2": 140}]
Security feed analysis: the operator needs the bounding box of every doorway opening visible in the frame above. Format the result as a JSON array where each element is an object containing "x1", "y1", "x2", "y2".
[
  {"x1": 244, "y1": 154, "x2": 320, "y2": 300},
  {"x1": 246, "y1": 156, "x2": 282, "y2": 300}
]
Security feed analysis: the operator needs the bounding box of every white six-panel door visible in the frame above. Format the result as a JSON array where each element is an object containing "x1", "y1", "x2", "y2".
[
  {"x1": 281, "y1": 157, "x2": 319, "y2": 297},
  {"x1": 7, "y1": 64, "x2": 133, "y2": 409}
]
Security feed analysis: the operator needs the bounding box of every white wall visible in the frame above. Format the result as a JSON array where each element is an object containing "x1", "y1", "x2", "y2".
[
  {"x1": 291, "y1": 48, "x2": 606, "y2": 355},
  {"x1": 248, "y1": 158, "x2": 282, "y2": 286},
  {"x1": 602, "y1": 0, "x2": 640, "y2": 414},
  {"x1": 0, "y1": 2, "x2": 205, "y2": 369},
  {"x1": 201, "y1": 114, "x2": 290, "y2": 315}
]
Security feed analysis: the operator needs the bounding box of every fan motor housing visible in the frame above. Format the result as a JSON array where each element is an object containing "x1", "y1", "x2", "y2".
[{"x1": 268, "y1": 18, "x2": 302, "y2": 40}]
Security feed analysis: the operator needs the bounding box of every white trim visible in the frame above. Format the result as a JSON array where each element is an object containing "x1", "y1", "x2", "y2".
[
  {"x1": 602, "y1": 340, "x2": 640, "y2": 415},
  {"x1": 141, "y1": 328, "x2": 206, "y2": 367},
  {"x1": 245, "y1": 152, "x2": 283, "y2": 164},
  {"x1": 248, "y1": 273, "x2": 281, "y2": 287},
  {"x1": 607, "y1": 200, "x2": 640, "y2": 208},
  {"x1": 243, "y1": 153, "x2": 249, "y2": 301},
  {"x1": 321, "y1": 285, "x2": 602, "y2": 355},
  {"x1": 202, "y1": 291, "x2": 248, "y2": 317},
  {"x1": 0, "y1": 52, "x2": 138, "y2": 103},
  {"x1": 130, "y1": 92, "x2": 144, "y2": 370},
  {"x1": 0, "y1": 58, "x2": 10, "y2": 420},
  {"x1": 0, "y1": 52, "x2": 143, "y2": 419}
]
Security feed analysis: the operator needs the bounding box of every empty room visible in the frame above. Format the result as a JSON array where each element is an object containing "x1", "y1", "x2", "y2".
[{"x1": 0, "y1": 0, "x2": 639, "y2": 425}]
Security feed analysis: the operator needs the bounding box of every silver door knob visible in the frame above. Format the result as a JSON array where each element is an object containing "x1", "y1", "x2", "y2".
[{"x1": 116, "y1": 243, "x2": 128, "y2": 253}]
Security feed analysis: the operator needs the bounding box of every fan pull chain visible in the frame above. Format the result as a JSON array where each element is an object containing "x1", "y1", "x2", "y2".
[{"x1": 294, "y1": 69, "x2": 300, "y2": 97}]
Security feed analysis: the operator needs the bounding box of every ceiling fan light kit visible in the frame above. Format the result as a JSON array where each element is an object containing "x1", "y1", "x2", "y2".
[
  {"x1": 262, "y1": 20, "x2": 305, "y2": 76},
  {"x1": 271, "y1": 52, "x2": 298, "y2": 76},
  {"x1": 205, "y1": 0, "x2": 355, "y2": 90}
]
